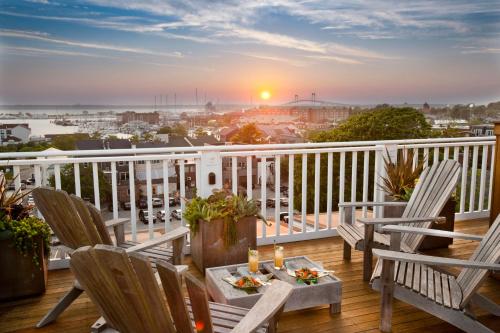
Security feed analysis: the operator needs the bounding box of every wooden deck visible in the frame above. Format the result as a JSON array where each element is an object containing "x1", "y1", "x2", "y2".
[{"x1": 1, "y1": 218, "x2": 499, "y2": 333}]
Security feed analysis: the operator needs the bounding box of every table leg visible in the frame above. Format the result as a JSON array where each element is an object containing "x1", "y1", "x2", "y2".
[{"x1": 329, "y1": 302, "x2": 341, "y2": 315}]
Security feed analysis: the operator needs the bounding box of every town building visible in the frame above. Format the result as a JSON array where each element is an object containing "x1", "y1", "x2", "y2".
[
  {"x1": 470, "y1": 124, "x2": 495, "y2": 137},
  {"x1": 118, "y1": 111, "x2": 160, "y2": 125},
  {"x1": 75, "y1": 139, "x2": 132, "y2": 204},
  {"x1": 0, "y1": 124, "x2": 31, "y2": 144}
]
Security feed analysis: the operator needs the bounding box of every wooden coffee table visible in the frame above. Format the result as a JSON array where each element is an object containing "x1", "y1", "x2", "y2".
[{"x1": 205, "y1": 256, "x2": 342, "y2": 314}]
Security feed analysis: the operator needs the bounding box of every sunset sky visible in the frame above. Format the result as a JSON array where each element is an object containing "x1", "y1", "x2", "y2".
[{"x1": 0, "y1": 0, "x2": 499, "y2": 105}]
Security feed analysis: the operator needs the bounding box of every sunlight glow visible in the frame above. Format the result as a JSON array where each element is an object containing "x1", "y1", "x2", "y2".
[{"x1": 260, "y1": 90, "x2": 271, "y2": 100}]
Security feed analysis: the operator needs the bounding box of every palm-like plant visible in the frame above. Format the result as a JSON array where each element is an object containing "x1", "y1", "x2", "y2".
[
  {"x1": 380, "y1": 150, "x2": 425, "y2": 200},
  {"x1": 0, "y1": 174, "x2": 32, "y2": 221}
]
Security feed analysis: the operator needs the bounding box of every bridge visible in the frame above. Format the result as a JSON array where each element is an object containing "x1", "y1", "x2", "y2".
[{"x1": 280, "y1": 98, "x2": 348, "y2": 107}]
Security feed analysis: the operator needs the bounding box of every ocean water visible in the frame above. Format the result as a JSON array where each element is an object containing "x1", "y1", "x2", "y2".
[
  {"x1": 0, "y1": 105, "x2": 207, "y2": 115},
  {"x1": 0, "y1": 119, "x2": 79, "y2": 137}
]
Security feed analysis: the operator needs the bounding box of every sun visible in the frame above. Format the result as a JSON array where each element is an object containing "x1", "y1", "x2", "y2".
[{"x1": 260, "y1": 90, "x2": 271, "y2": 100}]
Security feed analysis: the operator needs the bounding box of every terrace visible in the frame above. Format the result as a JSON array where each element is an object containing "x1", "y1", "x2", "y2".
[{"x1": 1, "y1": 131, "x2": 499, "y2": 333}]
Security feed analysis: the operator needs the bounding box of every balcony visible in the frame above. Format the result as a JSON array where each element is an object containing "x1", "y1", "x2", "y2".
[
  {"x1": 1, "y1": 218, "x2": 498, "y2": 332},
  {"x1": 0, "y1": 135, "x2": 499, "y2": 332}
]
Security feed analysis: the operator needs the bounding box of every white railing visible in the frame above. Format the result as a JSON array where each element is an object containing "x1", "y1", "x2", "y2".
[{"x1": 0, "y1": 136, "x2": 495, "y2": 258}]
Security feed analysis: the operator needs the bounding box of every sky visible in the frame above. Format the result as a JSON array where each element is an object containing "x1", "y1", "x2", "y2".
[{"x1": 0, "y1": 0, "x2": 499, "y2": 105}]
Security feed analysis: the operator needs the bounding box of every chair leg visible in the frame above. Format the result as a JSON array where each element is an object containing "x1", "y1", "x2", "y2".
[
  {"x1": 471, "y1": 293, "x2": 500, "y2": 316},
  {"x1": 343, "y1": 241, "x2": 351, "y2": 261},
  {"x1": 379, "y1": 259, "x2": 395, "y2": 333},
  {"x1": 267, "y1": 304, "x2": 286, "y2": 333},
  {"x1": 36, "y1": 283, "x2": 83, "y2": 327},
  {"x1": 363, "y1": 225, "x2": 374, "y2": 281}
]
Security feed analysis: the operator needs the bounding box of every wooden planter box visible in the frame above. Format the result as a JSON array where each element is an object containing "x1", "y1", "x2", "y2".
[
  {"x1": 383, "y1": 197, "x2": 406, "y2": 218},
  {"x1": 419, "y1": 198, "x2": 456, "y2": 250},
  {"x1": 383, "y1": 197, "x2": 456, "y2": 250},
  {"x1": 190, "y1": 216, "x2": 257, "y2": 274},
  {"x1": 0, "y1": 233, "x2": 48, "y2": 301}
]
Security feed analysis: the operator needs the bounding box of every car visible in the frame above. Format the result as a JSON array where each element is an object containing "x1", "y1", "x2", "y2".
[
  {"x1": 280, "y1": 185, "x2": 288, "y2": 193},
  {"x1": 27, "y1": 195, "x2": 35, "y2": 207},
  {"x1": 138, "y1": 210, "x2": 156, "y2": 224},
  {"x1": 156, "y1": 210, "x2": 171, "y2": 222},
  {"x1": 279, "y1": 212, "x2": 289, "y2": 223},
  {"x1": 152, "y1": 198, "x2": 163, "y2": 207},
  {"x1": 280, "y1": 197, "x2": 289, "y2": 207},
  {"x1": 169, "y1": 197, "x2": 180, "y2": 206},
  {"x1": 266, "y1": 198, "x2": 276, "y2": 207},
  {"x1": 121, "y1": 201, "x2": 131, "y2": 210},
  {"x1": 171, "y1": 209, "x2": 182, "y2": 220},
  {"x1": 7, "y1": 184, "x2": 15, "y2": 191}
]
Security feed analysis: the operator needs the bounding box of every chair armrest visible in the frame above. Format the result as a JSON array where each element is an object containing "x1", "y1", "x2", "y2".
[
  {"x1": 105, "y1": 218, "x2": 129, "y2": 228},
  {"x1": 125, "y1": 226, "x2": 189, "y2": 253},
  {"x1": 381, "y1": 226, "x2": 483, "y2": 241},
  {"x1": 231, "y1": 280, "x2": 293, "y2": 333},
  {"x1": 357, "y1": 216, "x2": 446, "y2": 225},
  {"x1": 338, "y1": 201, "x2": 407, "y2": 208},
  {"x1": 373, "y1": 249, "x2": 500, "y2": 270}
]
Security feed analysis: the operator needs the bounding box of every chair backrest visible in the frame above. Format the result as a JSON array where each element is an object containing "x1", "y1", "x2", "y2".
[
  {"x1": 70, "y1": 195, "x2": 114, "y2": 245},
  {"x1": 400, "y1": 160, "x2": 461, "y2": 250},
  {"x1": 156, "y1": 262, "x2": 195, "y2": 333},
  {"x1": 32, "y1": 187, "x2": 104, "y2": 249},
  {"x1": 456, "y1": 215, "x2": 500, "y2": 307},
  {"x1": 70, "y1": 245, "x2": 176, "y2": 333}
]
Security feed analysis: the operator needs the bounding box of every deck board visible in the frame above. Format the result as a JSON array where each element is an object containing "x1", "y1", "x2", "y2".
[{"x1": 1, "y1": 218, "x2": 499, "y2": 333}]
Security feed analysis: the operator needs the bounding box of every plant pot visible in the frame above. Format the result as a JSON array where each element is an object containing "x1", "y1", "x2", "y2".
[
  {"x1": 383, "y1": 196, "x2": 406, "y2": 218},
  {"x1": 190, "y1": 216, "x2": 257, "y2": 274},
  {"x1": 0, "y1": 232, "x2": 48, "y2": 301},
  {"x1": 418, "y1": 198, "x2": 456, "y2": 251}
]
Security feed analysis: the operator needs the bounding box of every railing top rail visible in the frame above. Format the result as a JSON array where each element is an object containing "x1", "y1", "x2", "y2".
[
  {"x1": 220, "y1": 145, "x2": 381, "y2": 157},
  {"x1": 0, "y1": 136, "x2": 494, "y2": 159},
  {"x1": 398, "y1": 140, "x2": 495, "y2": 149},
  {"x1": 0, "y1": 153, "x2": 202, "y2": 166}
]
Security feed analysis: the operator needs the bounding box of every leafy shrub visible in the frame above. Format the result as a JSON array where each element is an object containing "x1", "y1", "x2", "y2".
[{"x1": 184, "y1": 189, "x2": 268, "y2": 248}]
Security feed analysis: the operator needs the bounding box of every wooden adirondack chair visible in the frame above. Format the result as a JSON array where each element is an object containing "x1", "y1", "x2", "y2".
[
  {"x1": 32, "y1": 187, "x2": 189, "y2": 328},
  {"x1": 337, "y1": 159, "x2": 461, "y2": 280},
  {"x1": 371, "y1": 214, "x2": 500, "y2": 333},
  {"x1": 70, "y1": 244, "x2": 294, "y2": 333}
]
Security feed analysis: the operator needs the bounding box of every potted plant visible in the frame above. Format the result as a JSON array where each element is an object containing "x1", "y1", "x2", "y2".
[
  {"x1": 184, "y1": 189, "x2": 268, "y2": 273},
  {"x1": 380, "y1": 152, "x2": 456, "y2": 250},
  {"x1": 0, "y1": 175, "x2": 51, "y2": 301},
  {"x1": 380, "y1": 150, "x2": 425, "y2": 218}
]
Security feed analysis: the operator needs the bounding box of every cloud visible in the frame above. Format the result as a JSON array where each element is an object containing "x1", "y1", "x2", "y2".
[
  {"x1": 25, "y1": 0, "x2": 50, "y2": 4},
  {"x1": 216, "y1": 27, "x2": 328, "y2": 54},
  {"x1": 0, "y1": 46, "x2": 116, "y2": 58},
  {"x1": 229, "y1": 51, "x2": 309, "y2": 67},
  {"x1": 0, "y1": 29, "x2": 182, "y2": 58},
  {"x1": 0, "y1": 11, "x2": 213, "y2": 43},
  {"x1": 306, "y1": 55, "x2": 363, "y2": 65},
  {"x1": 460, "y1": 47, "x2": 500, "y2": 54}
]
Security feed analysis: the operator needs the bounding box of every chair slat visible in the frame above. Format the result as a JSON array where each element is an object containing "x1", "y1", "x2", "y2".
[
  {"x1": 441, "y1": 274, "x2": 451, "y2": 308},
  {"x1": 185, "y1": 273, "x2": 215, "y2": 333},
  {"x1": 404, "y1": 262, "x2": 414, "y2": 289},
  {"x1": 156, "y1": 261, "x2": 195, "y2": 333},
  {"x1": 434, "y1": 270, "x2": 443, "y2": 305},
  {"x1": 412, "y1": 264, "x2": 421, "y2": 293},
  {"x1": 426, "y1": 266, "x2": 434, "y2": 300},
  {"x1": 457, "y1": 215, "x2": 500, "y2": 307}
]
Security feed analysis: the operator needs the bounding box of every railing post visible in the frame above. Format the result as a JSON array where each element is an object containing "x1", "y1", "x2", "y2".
[
  {"x1": 374, "y1": 144, "x2": 398, "y2": 218},
  {"x1": 490, "y1": 121, "x2": 500, "y2": 226},
  {"x1": 198, "y1": 150, "x2": 223, "y2": 198}
]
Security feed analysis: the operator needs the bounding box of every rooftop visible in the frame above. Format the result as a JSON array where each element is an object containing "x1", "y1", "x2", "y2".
[{"x1": 1, "y1": 218, "x2": 498, "y2": 333}]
